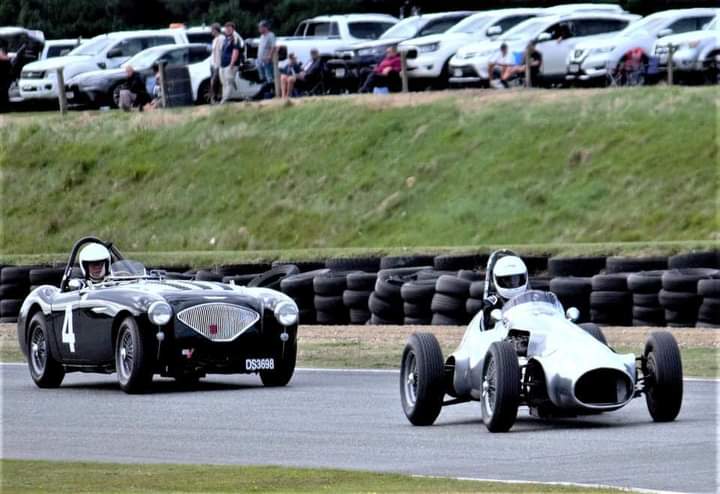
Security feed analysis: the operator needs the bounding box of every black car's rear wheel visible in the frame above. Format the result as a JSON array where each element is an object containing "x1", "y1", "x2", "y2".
[
  {"x1": 27, "y1": 313, "x2": 65, "y2": 388},
  {"x1": 481, "y1": 341, "x2": 521, "y2": 433},
  {"x1": 400, "y1": 333, "x2": 445, "y2": 426},
  {"x1": 643, "y1": 331, "x2": 683, "y2": 422},
  {"x1": 260, "y1": 341, "x2": 297, "y2": 387},
  {"x1": 115, "y1": 316, "x2": 154, "y2": 394}
]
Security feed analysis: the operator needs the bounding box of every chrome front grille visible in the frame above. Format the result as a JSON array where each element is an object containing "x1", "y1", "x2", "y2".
[{"x1": 177, "y1": 303, "x2": 259, "y2": 342}]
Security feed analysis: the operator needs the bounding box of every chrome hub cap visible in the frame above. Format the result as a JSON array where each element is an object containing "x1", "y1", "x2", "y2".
[{"x1": 403, "y1": 352, "x2": 418, "y2": 406}]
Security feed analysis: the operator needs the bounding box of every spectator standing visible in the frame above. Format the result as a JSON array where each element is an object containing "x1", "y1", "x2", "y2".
[
  {"x1": 359, "y1": 46, "x2": 401, "y2": 93},
  {"x1": 219, "y1": 21, "x2": 241, "y2": 103},
  {"x1": 0, "y1": 42, "x2": 11, "y2": 112},
  {"x1": 118, "y1": 65, "x2": 150, "y2": 111},
  {"x1": 210, "y1": 23, "x2": 223, "y2": 103},
  {"x1": 257, "y1": 20, "x2": 276, "y2": 83}
]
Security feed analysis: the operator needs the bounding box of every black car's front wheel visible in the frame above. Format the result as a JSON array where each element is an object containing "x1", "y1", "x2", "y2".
[
  {"x1": 260, "y1": 341, "x2": 297, "y2": 387},
  {"x1": 115, "y1": 316, "x2": 154, "y2": 394},
  {"x1": 27, "y1": 312, "x2": 65, "y2": 388}
]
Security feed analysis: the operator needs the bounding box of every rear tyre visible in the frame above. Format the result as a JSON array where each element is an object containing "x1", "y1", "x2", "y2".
[
  {"x1": 400, "y1": 333, "x2": 445, "y2": 426},
  {"x1": 643, "y1": 331, "x2": 683, "y2": 422},
  {"x1": 481, "y1": 341, "x2": 520, "y2": 433},
  {"x1": 579, "y1": 322, "x2": 608, "y2": 345},
  {"x1": 115, "y1": 316, "x2": 154, "y2": 394},
  {"x1": 260, "y1": 341, "x2": 297, "y2": 387},
  {"x1": 27, "y1": 313, "x2": 65, "y2": 388}
]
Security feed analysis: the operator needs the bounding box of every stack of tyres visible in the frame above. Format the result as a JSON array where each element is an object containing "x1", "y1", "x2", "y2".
[
  {"x1": 628, "y1": 271, "x2": 666, "y2": 326},
  {"x1": 548, "y1": 277, "x2": 592, "y2": 323},
  {"x1": 369, "y1": 267, "x2": 431, "y2": 325},
  {"x1": 313, "y1": 271, "x2": 355, "y2": 325},
  {"x1": 433, "y1": 254, "x2": 483, "y2": 272},
  {"x1": 466, "y1": 280, "x2": 486, "y2": 319},
  {"x1": 660, "y1": 269, "x2": 718, "y2": 327},
  {"x1": 548, "y1": 256, "x2": 606, "y2": 277},
  {"x1": 0, "y1": 266, "x2": 36, "y2": 323},
  {"x1": 529, "y1": 276, "x2": 551, "y2": 292},
  {"x1": 280, "y1": 269, "x2": 330, "y2": 325},
  {"x1": 401, "y1": 279, "x2": 436, "y2": 325},
  {"x1": 344, "y1": 272, "x2": 377, "y2": 324},
  {"x1": 697, "y1": 278, "x2": 720, "y2": 328},
  {"x1": 431, "y1": 275, "x2": 471, "y2": 326},
  {"x1": 668, "y1": 251, "x2": 720, "y2": 270},
  {"x1": 28, "y1": 267, "x2": 64, "y2": 291},
  {"x1": 605, "y1": 256, "x2": 668, "y2": 274},
  {"x1": 590, "y1": 273, "x2": 632, "y2": 326}
]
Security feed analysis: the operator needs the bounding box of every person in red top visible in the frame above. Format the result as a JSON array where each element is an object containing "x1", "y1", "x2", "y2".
[{"x1": 360, "y1": 46, "x2": 402, "y2": 93}]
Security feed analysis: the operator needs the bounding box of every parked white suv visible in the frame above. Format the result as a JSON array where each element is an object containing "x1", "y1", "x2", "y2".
[
  {"x1": 448, "y1": 12, "x2": 638, "y2": 86},
  {"x1": 567, "y1": 9, "x2": 718, "y2": 84},
  {"x1": 19, "y1": 29, "x2": 188, "y2": 101},
  {"x1": 399, "y1": 9, "x2": 544, "y2": 84},
  {"x1": 654, "y1": 15, "x2": 720, "y2": 81},
  {"x1": 273, "y1": 14, "x2": 398, "y2": 63}
]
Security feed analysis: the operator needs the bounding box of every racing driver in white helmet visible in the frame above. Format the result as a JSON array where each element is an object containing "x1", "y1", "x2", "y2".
[
  {"x1": 482, "y1": 252, "x2": 529, "y2": 328},
  {"x1": 78, "y1": 243, "x2": 112, "y2": 283}
]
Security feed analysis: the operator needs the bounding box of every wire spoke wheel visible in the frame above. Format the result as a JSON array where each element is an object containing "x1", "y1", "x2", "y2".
[
  {"x1": 27, "y1": 313, "x2": 64, "y2": 388},
  {"x1": 30, "y1": 323, "x2": 47, "y2": 375},
  {"x1": 114, "y1": 316, "x2": 153, "y2": 393},
  {"x1": 482, "y1": 357, "x2": 497, "y2": 417},
  {"x1": 118, "y1": 328, "x2": 135, "y2": 382},
  {"x1": 403, "y1": 351, "x2": 418, "y2": 407}
]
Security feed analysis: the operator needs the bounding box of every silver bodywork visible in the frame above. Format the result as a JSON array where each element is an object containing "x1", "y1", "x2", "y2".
[{"x1": 450, "y1": 290, "x2": 637, "y2": 413}]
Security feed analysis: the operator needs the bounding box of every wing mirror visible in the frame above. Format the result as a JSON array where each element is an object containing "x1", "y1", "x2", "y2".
[
  {"x1": 68, "y1": 278, "x2": 86, "y2": 291},
  {"x1": 490, "y1": 309, "x2": 503, "y2": 322},
  {"x1": 537, "y1": 32, "x2": 552, "y2": 42},
  {"x1": 487, "y1": 26, "x2": 503, "y2": 36},
  {"x1": 657, "y1": 28, "x2": 673, "y2": 38},
  {"x1": 566, "y1": 307, "x2": 580, "y2": 322}
]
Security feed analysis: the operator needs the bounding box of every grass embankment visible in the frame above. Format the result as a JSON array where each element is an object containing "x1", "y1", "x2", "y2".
[
  {"x1": 0, "y1": 459, "x2": 623, "y2": 493},
  {"x1": 1, "y1": 88, "x2": 717, "y2": 263}
]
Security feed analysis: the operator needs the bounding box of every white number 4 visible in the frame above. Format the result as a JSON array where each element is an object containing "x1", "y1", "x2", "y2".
[{"x1": 61, "y1": 305, "x2": 76, "y2": 353}]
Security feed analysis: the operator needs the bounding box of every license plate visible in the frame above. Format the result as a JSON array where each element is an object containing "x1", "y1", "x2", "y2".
[
  {"x1": 569, "y1": 63, "x2": 580, "y2": 73},
  {"x1": 334, "y1": 68, "x2": 346, "y2": 77},
  {"x1": 246, "y1": 358, "x2": 275, "y2": 371},
  {"x1": 454, "y1": 68, "x2": 463, "y2": 77}
]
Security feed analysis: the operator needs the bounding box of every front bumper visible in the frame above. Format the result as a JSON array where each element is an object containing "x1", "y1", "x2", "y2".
[
  {"x1": 405, "y1": 53, "x2": 444, "y2": 78},
  {"x1": 654, "y1": 48, "x2": 703, "y2": 72},
  {"x1": 565, "y1": 54, "x2": 612, "y2": 81},
  {"x1": 19, "y1": 78, "x2": 59, "y2": 99},
  {"x1": 448, "y1": 64, "x2": 484, "y2": 85}
]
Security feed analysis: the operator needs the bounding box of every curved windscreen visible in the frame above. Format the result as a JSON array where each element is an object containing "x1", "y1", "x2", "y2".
[
  {"x1": 380, "y1": 17, "x2": 424, "y2": 39},
  {"x1": 502, "y1": 290, "x2": 564, "y2": 316},
  {"x1": 448, "y1": 15, "x2": 493, "y2": 35},
  {"x1": 110, "y1": 260, "x2": 147, "y2": 277},
  {"x1": 70, "y1": 37, "x2": 111, "y2": 56}
]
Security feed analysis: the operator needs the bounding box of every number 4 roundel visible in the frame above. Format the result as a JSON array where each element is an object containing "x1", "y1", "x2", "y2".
[{"x1": 61, "y1": 304, "x2": 76, "y2": 353}]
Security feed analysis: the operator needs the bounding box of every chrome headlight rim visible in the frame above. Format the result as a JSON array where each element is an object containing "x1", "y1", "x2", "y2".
[
  {"x1": 148, "y1": 301, "x2": 173, "y2": 326},
  {"x1": 274, "y1": 301, "x2": 299, "y2": 326}
]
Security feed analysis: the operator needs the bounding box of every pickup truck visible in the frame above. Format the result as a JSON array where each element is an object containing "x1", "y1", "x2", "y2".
[{"x1": 253, "y1": 14, "x2": 398, "y2": 65}]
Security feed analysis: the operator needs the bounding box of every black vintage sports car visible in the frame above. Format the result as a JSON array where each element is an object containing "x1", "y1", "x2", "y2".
[{"x1": 17, "y1": 237, "x2": 299, "y2": 393}]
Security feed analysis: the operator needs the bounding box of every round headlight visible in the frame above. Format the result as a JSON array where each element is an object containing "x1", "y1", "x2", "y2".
[
  {"x1": 148, "y1": 301, "x2": 173, "y2": 326},
  {"x1": 275, "y1": 301, "x2": 299, "y2": 326}
]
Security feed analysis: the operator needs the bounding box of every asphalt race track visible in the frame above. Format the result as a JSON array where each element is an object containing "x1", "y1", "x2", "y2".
[{"x1": 1, "y1": 364, "x2": 717, "y2": 493}]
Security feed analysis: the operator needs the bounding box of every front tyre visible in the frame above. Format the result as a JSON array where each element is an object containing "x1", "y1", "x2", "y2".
[
  {"x1": 260, "y1": 341, "x2": 297, "y2": 387},
  {"x1": 115, "y1": 316, "x2": 154, "y2": 394},
  {"x1": 481, "y1": 341, "x2": 520, "y2": 433},
  {"x1": 400, "y1": 333, "x2": 445, "y2": 426},
  {"x1": 643, "y1": 331, "x2": 683, "y2": 422},
  {"x1": 579, "y1": 322, "x2": 608, "y2": 345},
  {"x1": 27, "y1": 313, "x2": 65, "y2": 388}
]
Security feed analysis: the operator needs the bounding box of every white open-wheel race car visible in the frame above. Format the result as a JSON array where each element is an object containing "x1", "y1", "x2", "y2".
[{"x1": 400, "y1": 252, "x2": 684, "y2": 433}]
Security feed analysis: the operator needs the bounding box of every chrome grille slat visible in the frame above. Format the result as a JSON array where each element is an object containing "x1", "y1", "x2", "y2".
[{"x1": 177, "y1": 303, "x2": 259, "y2": 342}]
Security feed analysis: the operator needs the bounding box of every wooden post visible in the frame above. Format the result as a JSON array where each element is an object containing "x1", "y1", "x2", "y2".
[
  {"x1": 56, "y1": 68, "x2": 67, "y2": 115},
  {"x1": 158, "y1": 61, "x2": 168, "y2": 108},
  {"x1": 667, "y1": 44, "x2": 675, "y2": 86},
  {"x1": 400, "y1": 50, "x2": 409, "y2": 93},
  {"x1": 524, "y1": 46, "x2": 532, "y2": 89},
  {"x1": 272, "y1": 50, "x2": 281, "y2": 98}
]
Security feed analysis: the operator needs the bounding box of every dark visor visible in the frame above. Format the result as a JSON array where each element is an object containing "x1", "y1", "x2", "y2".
[{"x1": 496, "y1": 273, "x2": 527, "y2": 289}]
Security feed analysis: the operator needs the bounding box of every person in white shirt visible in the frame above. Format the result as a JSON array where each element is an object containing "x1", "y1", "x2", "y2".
[
  {"x1": 488, "y1": 43, "x2": 515, "y2": 89},
  {"x1": 210, "y1": 23, "x2": 223, "y2": 103}
]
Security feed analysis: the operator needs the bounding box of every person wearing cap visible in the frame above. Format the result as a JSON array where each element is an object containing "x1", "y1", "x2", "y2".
[
  {"x1": 257, "y1": 20, "x2": 276, "y2": 83},
  {"x1": 219, "y1": 21, "x2": 242, "y2": 103},
  {"x1": 487, "y1": 42, "x2": 514, "y2": 89}
]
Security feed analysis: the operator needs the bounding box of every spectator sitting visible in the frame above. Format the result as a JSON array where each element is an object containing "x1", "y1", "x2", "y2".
[
  {"x1": 297, "y1": 49, "x2": 324, "y2": 90},
  {"x1": 359, "y1": 46, "x2": 401, "y2": 93},
  {"x1": 118, "y1": 65, "x2": 151, "y2": 111},
  {"x1": 487, "y1": 43, "x2": 515, "y2": 89},
  {"x1": 146, "y1": 64, "x2": 163, "y2": 109},
  {"x1": 505, "y1": 41, "x2": 543, "y2": 87},
  {"x1": 279, "y1": 53, "x2": 303, "y2": 98}
]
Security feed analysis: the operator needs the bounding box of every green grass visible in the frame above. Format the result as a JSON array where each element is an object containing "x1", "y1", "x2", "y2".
[
  {"x1": 1, "y1": 87, "x2": 717, "y2": 258},
  {"x1": 0, "y1": 459, "x2": 621, "y2": 493}
]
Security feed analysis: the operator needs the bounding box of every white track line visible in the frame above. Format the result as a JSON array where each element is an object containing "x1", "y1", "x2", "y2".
[{"x1": 413, "y1": 474, "x2": 688, "y2": 494}]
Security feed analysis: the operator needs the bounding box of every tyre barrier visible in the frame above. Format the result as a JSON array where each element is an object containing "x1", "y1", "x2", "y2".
[{"x1": 2, "y1": 252, "x2": 719, "y2": 328}]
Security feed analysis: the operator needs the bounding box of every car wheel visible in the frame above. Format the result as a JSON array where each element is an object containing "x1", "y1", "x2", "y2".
[
  {"x1": 27, "y1": 313, "x2": 65, "y2": 388},
  {"x1": 643, "y1": 331, "x2": 683, "y2": 422},
  {"x1": 197, "y1": 79, "x2": 211, "y2": 105},
  {"x1": 115, "y1": 316, "x2": 153, "y2": 394},
  {"x1": 578, "y1": 322, "x2": 608, "y2": 345},
  {"x1": 400, "y1": 332, "x2": 445, "y2": 426},
  {"x1": 481, "y1": 341, "x2": 520, "y2": 433},
  {"x1": 111, "y1": 84, "x2": 122, "y2": 109},
  {"x1": 260, "y1": 341, "x2": 297, "y2": 387}
]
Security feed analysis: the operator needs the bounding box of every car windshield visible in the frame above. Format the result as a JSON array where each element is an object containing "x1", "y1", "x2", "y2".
[
  {"x1": 618, "y1": 17, "x2": 667, "y2": 37},
  {"x1": 109, "y1": 260, "x2": 147, "y2": 277},
  {"x1": 70, "y1": 37, "x2": 111, "y2": 56},
  {"x1": 502, "y1": 290, "x2": 564, "y2": 316},
  {"x1": 500, "y1": 18, "x2": 548, "y2": 41},
  {"x1": 124, "y1": 47, "x2": 166, "y2": 69},
  {"x1": 706, "y1": 17, "x2": 719, "y2": 31},
  {"x1": 448, "y1": 15, "x2": 493, "y2": 34},
  {"x1": 380, "y1": 17, "x2": 424, "y2": 39},
  {"x1": 349, "y1": 22, "x2": 396, "y2": 40}
]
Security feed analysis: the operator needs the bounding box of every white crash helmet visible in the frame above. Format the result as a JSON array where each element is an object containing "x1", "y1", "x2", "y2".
[
  {"x1": 493, "y1": 255, "x2": 529, "y2": 301},
  {"x1": 79, "y1": 243, "x2": 111, "y2": 281}
]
